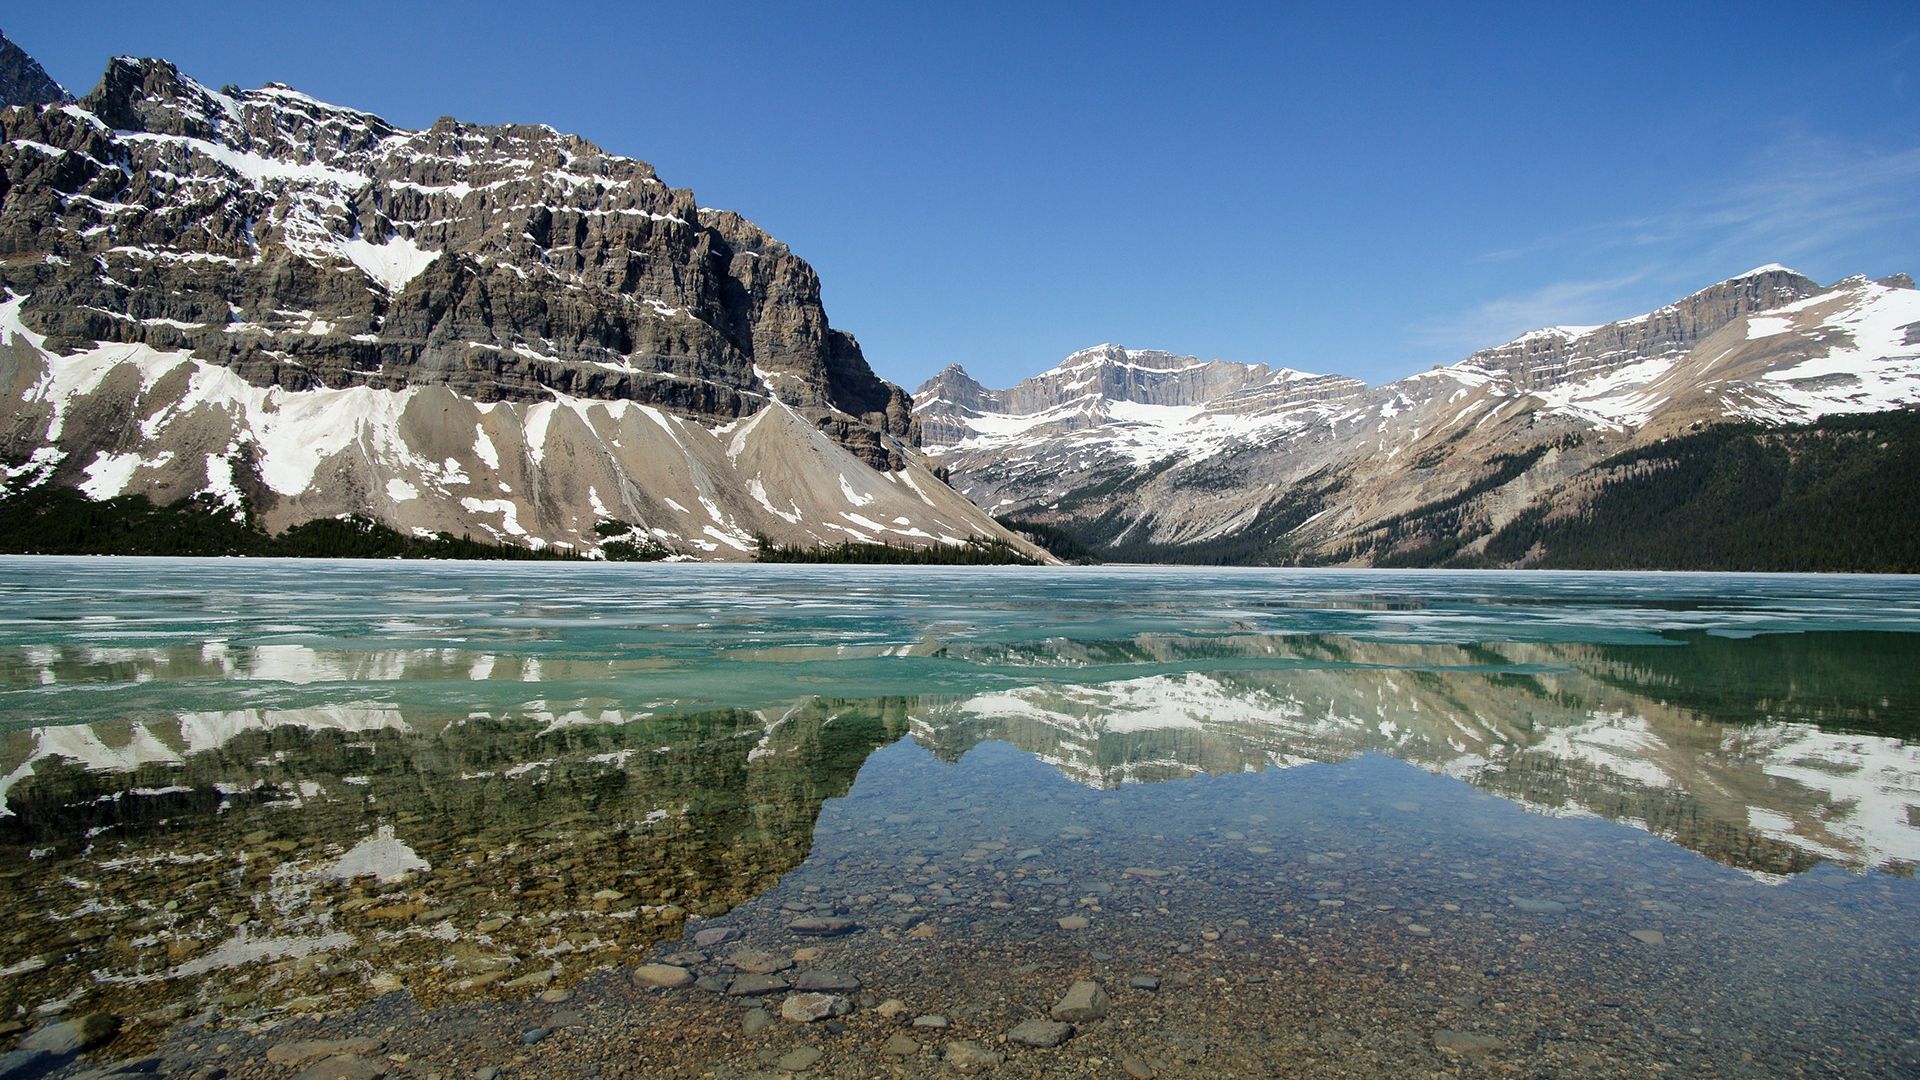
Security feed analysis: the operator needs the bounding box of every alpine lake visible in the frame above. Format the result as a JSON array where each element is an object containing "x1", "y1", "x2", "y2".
[{"x1": 0, "y1": 558, "x2": 1915, "y2": 1079}]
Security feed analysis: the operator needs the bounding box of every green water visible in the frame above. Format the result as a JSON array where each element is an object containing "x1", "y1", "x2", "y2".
[{"x1": 0, "y1": 558, "x2": 1915, "y2": 1075}]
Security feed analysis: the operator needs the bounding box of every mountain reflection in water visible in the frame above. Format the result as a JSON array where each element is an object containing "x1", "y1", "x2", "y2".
[{"x1": 0, "y1": 561, "x2": 1916, "y2": 1058}]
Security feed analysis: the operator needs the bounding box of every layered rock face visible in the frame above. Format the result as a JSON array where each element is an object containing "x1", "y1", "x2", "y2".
[
  {"x1": 0, "y1": 49, "x2": 1038, "y2": 558},
  {"x1": 0, "y1": 32, "x2": 65, "y2": 107},
  {"x1": 2, "y1": 57, "x2": 906, "y2": 446},
  {"x1": 1459, "y1": 266, "x2": 1818, "y2": 392},
  {"x1": 923, "y1": 267, "x2": 1920, "y2": 563}
]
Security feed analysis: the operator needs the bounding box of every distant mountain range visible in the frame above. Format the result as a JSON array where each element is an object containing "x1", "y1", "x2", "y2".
[
  {"x1": 3, "y1": 32, "x2": 1916, "y2": 569},
  {"x1": 0, "y1": 38, "x2": 1043, "y2": 561},
  {"x1": 919, "y1": 267, "x2": 1920, "y2": 569}
]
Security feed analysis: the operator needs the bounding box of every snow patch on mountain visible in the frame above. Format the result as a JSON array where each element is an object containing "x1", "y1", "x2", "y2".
[
  {"x1": 1753, "y1": 279, "x2": 1920, "y2": 416},
  {"x1": 338, "y1": 233, "x2": 440, "y2": 293}
]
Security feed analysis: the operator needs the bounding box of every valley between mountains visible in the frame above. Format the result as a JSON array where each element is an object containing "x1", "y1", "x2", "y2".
[{"x1": 2, "y1": 34, "x2": 1916, "y2": 569}]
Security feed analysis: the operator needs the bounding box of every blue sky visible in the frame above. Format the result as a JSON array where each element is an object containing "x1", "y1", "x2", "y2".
[{"x1": 8, "y1": 3, "x2": 1917, "y2": 389}]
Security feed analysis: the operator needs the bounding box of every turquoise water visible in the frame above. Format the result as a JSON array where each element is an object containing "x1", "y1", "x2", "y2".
[{"x1": 0, "y1": 557, "x2": 1916, "y2": 1075}]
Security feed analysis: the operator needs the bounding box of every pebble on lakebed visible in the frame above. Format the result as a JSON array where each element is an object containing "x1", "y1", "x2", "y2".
[
  {"x1": 944, "y1": 1039, "x2": 1005, "y2": 1069},
  {"x1": 1008, "y1": 1018, "x2": 1076, "y2": 1047},
  {"x1": 629, "y1": 963, "x2": 693, "y2": 989},
  {"x1": 779, "y1": 991, "x2": 851, "y2": 1023},
  {"x1": 1050, "y1": 979, "x2": 1110, "y2": 1022}
]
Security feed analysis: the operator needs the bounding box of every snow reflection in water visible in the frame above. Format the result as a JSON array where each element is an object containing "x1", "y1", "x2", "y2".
[{"x1": 0, "y1": 558, "x2": 1914, "y2": 1070}]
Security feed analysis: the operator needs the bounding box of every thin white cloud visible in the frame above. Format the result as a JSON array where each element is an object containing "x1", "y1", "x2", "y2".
[
  {"x1": 1476, "y1": 137, "x2": 1920, "y2": 269},
  {"x1": 1429, "y1": 133, "x2": 1920, "y2": 357},
  {"x1": 1414, "y1": 269, "x2": 1655, "y2": 355},
  {"x1": 1631, "y1": 136, "x2": 1920, "y2": 263}
]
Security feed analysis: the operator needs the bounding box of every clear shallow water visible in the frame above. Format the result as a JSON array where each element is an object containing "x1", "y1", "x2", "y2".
[{"x1": 0, "y1": 557, "x2": 1916, "y2": 1076}]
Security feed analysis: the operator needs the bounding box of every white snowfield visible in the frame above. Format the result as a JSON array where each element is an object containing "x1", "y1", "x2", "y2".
[{"x1": 1527, "y1": 275, "x2": 1920, "y2": 429}]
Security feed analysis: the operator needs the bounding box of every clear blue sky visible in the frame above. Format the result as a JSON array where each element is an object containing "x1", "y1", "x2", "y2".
[{"x1": 8, "y1": 3, "x2": 1917, "y2": 389}]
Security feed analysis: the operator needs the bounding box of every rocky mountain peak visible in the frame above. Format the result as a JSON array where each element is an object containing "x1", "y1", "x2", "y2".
[
  {"x1": 911, "y1": 364, "x2": 1001, "y2": 444},
  {"x1": 1460, "y1": 264, "x2": 1822, "y2": 393},
  {"x1": 82, "y1": 56, "x2": 227, "y2": 137},
  {"x1": 0, "y1": 50, "x2": 1058, "y2": 561},
  {"x1": 0, "y1": 31, "x2": 65, "y2": 108},
  {"x1": 912, "y1": 341, "x2": 1368, "y2": 487},
  {"x1": 0, "y1": 56, "x2": 916, "y2": 468},
  {"x1": 918, "y1": 343, "x2": 1359, "y2": 420}
]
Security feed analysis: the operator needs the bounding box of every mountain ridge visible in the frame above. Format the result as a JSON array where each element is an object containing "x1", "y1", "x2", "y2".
[
  {"x1": 0, "y1": 46, "x2": 1046, "y2": 561},
  {"x1": 0, "y1": 30, "x2": 66, "y2": 108},
  {"x1": 922, "y1": 265, "x2": 1920, "y2": 567}
]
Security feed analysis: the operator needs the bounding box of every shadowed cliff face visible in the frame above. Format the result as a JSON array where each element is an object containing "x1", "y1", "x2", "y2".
[
  {"x1": 0, "y1": 32, "x2": 65, "y2": 108},
  {"x1": 0, "y1": 58, "x2": 904, "y2": 438}
]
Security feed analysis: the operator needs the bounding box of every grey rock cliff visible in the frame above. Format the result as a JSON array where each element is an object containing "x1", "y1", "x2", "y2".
[
  {"x1": 0, "y1": 56, "x2": 909, "y2": 463},
  {"x1": 1458, "y1": 266, "x2": 1819, "y2": 391},
  {"x1": 0, "y1": 31, "x2": 66, "y2": 107},
  {"x1": 0, "y1": 45, "x2": 1045, "y2": 561}
]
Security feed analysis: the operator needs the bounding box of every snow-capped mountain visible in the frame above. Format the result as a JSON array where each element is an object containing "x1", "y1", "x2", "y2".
[
  {"x1": 921, "y1": 266, "x2": 1920, "y2": 565},
  {"x1": 0, "y1": 49, "x2": 1041, "y2": 559},
  {"x1": 915, "y1": 345, "x2": 1364, "y2": 468}
]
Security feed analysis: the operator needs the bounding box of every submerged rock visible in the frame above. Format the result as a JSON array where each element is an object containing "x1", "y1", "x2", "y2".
[
  {"x1": 693, "y1": 927, "x2": 743, "y2": 949},
  {"x1": 792, "y1": 969, "x2": 861, "y2": 992},
  {"x1": 1050, "y1": 980, "x2": 1109, "y2": 1023},
  {"x1": 943, "y1": 1040, "x2": 1004, "y2": 1070},
  {"x1": 787, "y1": 916, "x2": 860, "y2": 937},
  {"x1": 1434, "y1": 1030, "x2": 1501, "y2": 1055},
  {"x1": 1008, "y1": 1019, "x2": 1075, "y2": 1047},
  {"x1": 725, "y1": 973, "x2": 790, "y2": 996},
  {"x1": 725, "y1": 949, "x2": 793, "y2": 974},
  {"x1": 292, "y1": 1056, "x2": 385, "y2": 1080},
  {"x1": 881, "y1": 1031, "x2": 920, "y2": 1057},
  {"x1": 631, "y1": 963, "x2": 694, "y2": 989},
  {"x1": 780, "y1": 992, "x2": 851, "y2": 1023},
  {"x1": 265, "y1": 1039, "x2": 381, "y2": 1067},
  {"x1": 775, "y1": 1046, "x2": 823, "y2": 1071}
]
